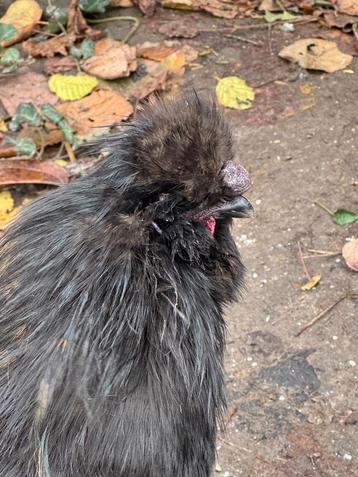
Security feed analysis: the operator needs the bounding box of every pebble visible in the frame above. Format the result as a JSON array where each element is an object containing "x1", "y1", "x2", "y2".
[
  {"x1": 343, "y1": 454, "x2": 352, "y2": 461},
  {"x1": 348, "y1": 360, "x2": 356, "y2": 367}
]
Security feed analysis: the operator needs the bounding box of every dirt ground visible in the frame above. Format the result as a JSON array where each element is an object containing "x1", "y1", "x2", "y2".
[{"x1": 2, "y1": 2, "x2": 357, "y2": 476}]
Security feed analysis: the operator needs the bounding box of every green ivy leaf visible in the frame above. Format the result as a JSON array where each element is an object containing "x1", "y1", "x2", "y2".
[
  {"x1": 332, "y1": 209, "x2": 358, "y2": 226},
  {"x1": 6, "y1": 137, "x2": 36, "y2": 156},
  {"x1": 41, "y1": 103, "x2": 64, "y2": 124},
  {"x1": 0, "y1": 23, "x2": 18, "y2": 42},
  {"x1": 12, "y1": 103, "x2": 42, "y2": 128},
  {"x1": 264, "y1": 11, "x2": 297, "y2": 23},
  {"x1": 79, "y1": 0, "x2": 111, "y2": 13},
  {"x1": 0, "y1": 47, "x2": 21, "y2": 64},
  {"x1": 41, "y1": 103, "x2": 77, "y2": 148},
  {"x1": 81, "y1": 38, "x2": 95, "y2": 59},
  {"x1": 59, "y1": 119, "x2": 77, "y2": 147}
]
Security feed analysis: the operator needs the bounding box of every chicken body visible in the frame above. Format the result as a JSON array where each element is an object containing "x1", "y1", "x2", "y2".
[{"x1": 0, "y1": 96, "x2": 250, "y2": 476}]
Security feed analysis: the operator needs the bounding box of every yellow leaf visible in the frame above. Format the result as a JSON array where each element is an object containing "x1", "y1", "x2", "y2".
[
  {"x1": 55, "y1": 159, "x2": 68, "y2": 167},
  {"x1": 216, "y1": 76, "x2": 255, "y2": 110},
  {"x1": 0, "y1": 191, "x2": 16, "y2": 230},
  {"x1": 301, "y1": 272, "x2": 321, "y2": 291},
  {"x1": 0, "y1": 0, "x2": 42, "y2": 48},
  {"x1": 0, "y1": 119, "x2": 7, "y2": 132},
  {"x1": 48, "y1": 74, "x2": 99, "y2": 101}
]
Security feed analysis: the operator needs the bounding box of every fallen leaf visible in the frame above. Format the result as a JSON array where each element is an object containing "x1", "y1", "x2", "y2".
[
  {"x1": 0, "y1": 0, "x2": 42, "y2": 48},
  {"x1": 332, "y1": 208, "x2": 358, "y2": 225},
  {"x1": 301, "y1": 272, "x2": 321, "y2": 290},
  {"x1": 82, "y1": 38, "x2": 137, "y2": 79},
  {"x1": 44, "y1": 56, "x2": 77, "y2": 74},
  {"x1": 161, "y1": 0, "x2": 238, "y2": 18},
  {"x1": 67, "y1": 0, "x2": 104, "y2": 41},
  {"x1": 130, "y1": 50, "x2": 186, "y2": 99},
  {"x1": 279, "y1": 38, "x2": 352, "y2": 73},
  {"x1": 0, "y1": 160, "x2": 69, "y2": 186},
  {"x1": 137, "y1": 40, "x2": 198, "y2": 63},
  {"x1": 158, "y1": 20, "x2": 198, "y2": 38},
  {"x1": 111, "y1": 0, "x2": 134, "y2": 5},
  {"x1": 0, "y1": 142, "x2": 16, "y2": 158},
  {"x1": 324, "y1": 12, "x2": 358, "y2": 29},
  {"x1": 22, "y1": 34, "x2": 72, "y2": 58},
  {"x1": 334, "y1": 0, "x2": 358, "y2": 16},
  {"x1": 48, "y1": 73, "x2": 99, "y2": 101},
  {"x1": 161, "y1": 0, "x2": 199, "y2": 11},
  {"x1": 0, "y1": 191, "x2": 19, "y2": 230},
  {"x1": 265, "y1": 10, "x2": 297, "y2": 22},
  {"x1": 137, "y1": 41, "x2": 181, "y2": 61},
  {"x1": 18, "y1": 125, "x2": 64, "y2": 148},
  {"x1": 57, "y1": 89, "x2": 133, "y2": 136},
  {"x1": 133, "y1": 0, "x2": 156, "y2": 15},
  {"x1": 0, "y1": 71, "x2": 58, "y2": 116},
  {"x1": 5, "y1": 137, "x2": 36, "y2": 156},
  {"x1": 342, "y1": 239, "x2": 358, "y2": 271},
  {"x1": 79, "y1": 0, "x2": 112, "y2": 12},
  {"x1": 216, "y1": 76, "x2": 255, "y2": 110}
]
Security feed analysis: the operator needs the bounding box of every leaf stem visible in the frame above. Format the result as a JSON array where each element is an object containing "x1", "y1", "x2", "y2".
[
  {"x1": 86, "y1": 16, "x2": 140, "y2": 43},
  {"x1": 314, "y1": 201, "x2": 334, "y2": 216}
]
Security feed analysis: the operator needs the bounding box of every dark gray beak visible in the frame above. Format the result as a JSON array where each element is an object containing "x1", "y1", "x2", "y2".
[{"x1": 212, "y1": 196, "x2": 253, "y2": 219}]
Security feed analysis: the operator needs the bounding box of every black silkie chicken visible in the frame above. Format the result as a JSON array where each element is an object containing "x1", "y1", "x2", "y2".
[{"x1": 0, "y1": 96, "x2": 252, "y2": 476}]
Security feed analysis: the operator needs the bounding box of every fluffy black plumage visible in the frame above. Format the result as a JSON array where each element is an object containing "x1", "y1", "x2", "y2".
[{"x1": 0, "y1": 96, "x2": 251, "y2": 476}]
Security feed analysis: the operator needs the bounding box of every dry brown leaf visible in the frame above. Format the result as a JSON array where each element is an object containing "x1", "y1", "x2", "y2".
[
  {"x1": 158, "y1": 21, "x2": 198, "y2": 38},
  {"x1": 199, "y1": 0, "x2": 239, "y2": 19},
  {"x1": 342, "y1": 239, "x2": 358, "y2": 271},
  {"x1": 279, "y1": 38, "x2": 353, "y2": 73},
  {"x1": 18, "y1": 125, "x2": 64, "y2": 148},
  {"x1": 82, "y1": 38, "x2": 137, "y2": 80},
  {"x1": 301, "y1": 272, "x2": 321, "y2": 290},
  {"x1": 111, "y1": 0, "x2": 134, "y2": 5},
  {"x1": 0, "y1": 143, "x2": 17, "y2": 158},
  {"x1": 133, "y1": 0, "x2": 156, "y2": 15},
  {"x1": 334, "y1": 0, "x2": 358, "y2": 16},
  {"x1": 137, "y1": 41, "x2": 180, "y2": 61},
  {"x1": 0, "y1": 71, "x2": 58, "y2": 117},
  {"x1": 67, "y1": 0, "x2": 104, "y2": 41},
  {"x1": 130, "y1": 50, "x2": 186, "y2": 99},
  {"x1": 57, "y1": 89, "x2": 133, "y2": 136},
  {"x1": 324, "y1": 12, "x2": 358, "y2": 29},
  {"x1": 22, "y1": 34, "x2": 72, "y2": 58},
  {"x1": 137, "y1": 41, "x2": 198, "y2": 63},
  {"x1": 131, "y1": 70, "x2": 170, "y2": 100},
  {"x1": 44, "y1": 56, "x2": 77, "y2": 74},
  {"x1": 0, "y1": 0, "x2": 42, "y2": 48},
  {"x1": 0, "y1": 160, "x2": 69, "y2": 186},
  {"x1": 162, "y1": 0, "x2": 238, "y2": 18}
]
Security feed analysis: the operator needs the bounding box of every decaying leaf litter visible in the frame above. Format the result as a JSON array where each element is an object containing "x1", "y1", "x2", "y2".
[{"x1": 0, "y1": 0, "x2": 357, "y2": 474}]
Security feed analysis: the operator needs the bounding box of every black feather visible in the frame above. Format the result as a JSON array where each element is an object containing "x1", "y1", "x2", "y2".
[{"x1": 0, "y1": 95, "x2": 245, "y2": 476}]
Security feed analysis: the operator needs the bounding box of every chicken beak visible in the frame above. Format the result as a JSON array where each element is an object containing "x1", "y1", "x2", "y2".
[{"x1": 213, "y1": 196, "x2": 254, "y2": 219}]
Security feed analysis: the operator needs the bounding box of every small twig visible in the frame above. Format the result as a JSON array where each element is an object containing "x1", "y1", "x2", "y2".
[
  {"x1": 307, "y1": 248, "x2": 341, "y2": 257},
  {"x1": 298, "y1": 241, "x2": 311, "y2": 280},
  {"x1": 54, "y1": 142, "x2": 65, "y2": 159},
  {"x1": 64, "y1": 141, "x2": 76, "y2": 162},
  {"x1": 36, "y1": 128, "x2": 46, "y2": 161},
  {"x1": 32, "y1": 28, "x2": 59, "y2": 37},
  {"x1": 224, "y1": 34, "x2": 263, "y2": 47},
  {"x1": 267, "y1": 23, "x2": 273, "y2": 55},
  {"x1": 295, "y1": 295, "x2": 346, "y2": 337},
  {"x1": 87, "y1": 16, "x2": 140, "y2": 43}
]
